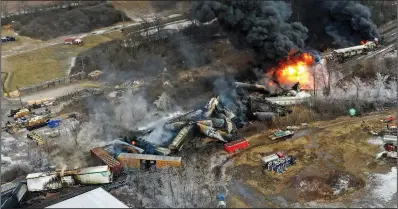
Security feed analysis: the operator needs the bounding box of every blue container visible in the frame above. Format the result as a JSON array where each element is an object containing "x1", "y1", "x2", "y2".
[{"x1": 48, "y1": 119, "x2": 61, "y2": 128}]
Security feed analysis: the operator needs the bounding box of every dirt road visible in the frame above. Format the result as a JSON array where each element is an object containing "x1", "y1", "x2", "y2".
[
  {"x1": 227, "y1": 180, "x2": 275, "y2": 208},
  {"x1": 1, "y1": 14, "x2": 184, "y2": 58}
]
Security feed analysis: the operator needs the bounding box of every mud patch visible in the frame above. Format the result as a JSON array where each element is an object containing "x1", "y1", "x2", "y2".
[{"x1": 294, "y1": 170, "x2": 365, "y2": 201}]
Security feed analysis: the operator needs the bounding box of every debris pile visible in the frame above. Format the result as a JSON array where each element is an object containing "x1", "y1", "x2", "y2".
[{"x1": 118, "y1": 81, "x2": 296, "y2": 158}]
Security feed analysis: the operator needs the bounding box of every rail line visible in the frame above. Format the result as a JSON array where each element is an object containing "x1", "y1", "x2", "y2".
[{"x1": 24, "y1": 178, "x2": 127, "y2": 208}]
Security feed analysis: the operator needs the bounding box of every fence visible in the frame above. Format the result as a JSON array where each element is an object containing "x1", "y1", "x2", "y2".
[
  {"x1": 54, "y1": 88, "x2": 88, "y2": 103},
  {"x1": 8, "y1": 72, "x2": 87, "y2": 98},
  {"x1": 54, "y1": 88, "x2": 104, "y2": 104}
]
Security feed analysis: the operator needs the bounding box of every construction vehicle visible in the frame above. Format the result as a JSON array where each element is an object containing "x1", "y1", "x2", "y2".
[
  {"x1": 5, "y1": 121, "x2": 18, "y2": 134},
  {"x1": 26, "y1": 116, "x2": 48, "y2": 131},
  {"x1": 7, "y1": 108, "x2": 20, "y2": 118},
  {"x1": 269, "y1": 130, "x2": 295, "y2": 140},
  {"x1": 13, "y1": 109, "x2": 29, "y2": 120},
  {"x1": 27, "y1": 132, "x2": 45, "y2": 145}
]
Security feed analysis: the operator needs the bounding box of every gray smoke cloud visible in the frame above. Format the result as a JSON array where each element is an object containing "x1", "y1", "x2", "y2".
[
  {"x1": 292, "y1": 0, "x2": 379, "y2": 48},
  {"x1": 191, "y1": 1, "x2": 308, "y2": 61}
]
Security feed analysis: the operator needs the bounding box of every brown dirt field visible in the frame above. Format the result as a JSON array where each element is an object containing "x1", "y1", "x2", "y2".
[
  {"x1": 228, "y1": 196, "x2": 249, "y2": 208},
  {"x1": 227, "y1": 109, "x2": 395, "y2": 206},
  {"x1": 2, "y1": 1, "x2": 55, "y2": 14},
  {"x1": 111, "y1": 1, "x2": 191, "y2": 19}
]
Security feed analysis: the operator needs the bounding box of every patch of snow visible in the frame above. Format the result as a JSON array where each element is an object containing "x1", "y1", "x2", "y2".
[
  {"x1": 332, "y1": 174, "x2": 351, "y2": 195},
  {"x1": 1, "y1": 154, "x2": 12, "y2": 163},
  {"x1": 371, "y1": 167, "x2": 397, "y2": 202},
  {"x1": 368, "y1": 136, "x2": 384, "y2": 145},
  {"x1": 296, "y1": 91, "x2": 311, "y2": 98},
  {"x1": 2, "y1": 136, "x2": 16, "y2": 143},
  {"x1": 167, "y1": 14, "x2": 182, "y2": 19},
  {"x1": 66, "y1": 56, "x2": 76, "y2": 76}
]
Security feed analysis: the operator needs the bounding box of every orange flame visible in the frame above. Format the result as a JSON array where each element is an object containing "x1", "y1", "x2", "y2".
[
  {"x1": 360, "y1": 40, "x2": 368, "y2": 45},
  {"x1": 268, "y1": 51, "x2": 315, "y2": 88}
]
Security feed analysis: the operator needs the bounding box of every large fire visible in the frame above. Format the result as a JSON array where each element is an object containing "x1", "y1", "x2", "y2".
[{"x1": 268, "y1": 51, "x2": 315, "y2": 88}]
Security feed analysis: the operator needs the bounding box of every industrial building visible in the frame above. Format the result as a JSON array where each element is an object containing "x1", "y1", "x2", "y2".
[{"x1": 45, "y1": 188, "x2": 128, "y2": 208}]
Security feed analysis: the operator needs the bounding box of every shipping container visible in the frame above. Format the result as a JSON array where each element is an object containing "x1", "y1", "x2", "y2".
[
  {"x1": 224, "y1": 139, "x2": 249, "y2": 153},
  {"x1": 74, "y1": 165, "x2": 113, "y2": 185},
  {"x1": 117, "y1": 153, "x2": 182, "y2": 170},
  {"x1": 26, "y1": 173, "x2": 62, "y2": 192},
  {"x1": 90, "y1": 147, "x2": 122, "y2": 175}
]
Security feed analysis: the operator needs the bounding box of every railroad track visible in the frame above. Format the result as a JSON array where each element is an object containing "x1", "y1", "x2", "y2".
[{"x1": 24, "y1": 179, "x2": 127, "y2": 208}]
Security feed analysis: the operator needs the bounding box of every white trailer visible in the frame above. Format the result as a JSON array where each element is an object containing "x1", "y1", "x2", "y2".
[
  {"x1": 383, "y1": 135, "x2": 397, "y2": 145},
  {"x1": 261, "y1": 154, "x2": 279, "y2": 167},
  {"x1": 26, "y1": 173, "x2": 63, "y2": 192},
  {"x1": 74, "y1": 165, "x2": 113, "y2": 185}
]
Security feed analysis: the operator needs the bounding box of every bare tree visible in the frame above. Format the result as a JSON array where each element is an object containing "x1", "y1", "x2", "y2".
[
  {"x1": 323, "y1": 59, "x2": 342, "y2": 96},
  {"x1": 139, "y1": 16, "x2": 153, "y2": 42},
  {"x1": 16, "y1": 1, "x2": 28, "y2": 15},
  {"x1": 351, "y1": 76, "x2": 362, "y2": 99},
  {"x1": 373, "y1": 72, "x2": 389, "y2": 101},
  {"x1": 1, "y1": 1, "x2": 9, "y2": 18}
]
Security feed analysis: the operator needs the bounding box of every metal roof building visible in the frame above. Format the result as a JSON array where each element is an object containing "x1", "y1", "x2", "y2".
[{"x1": 46, "y1": 188, "x2": 128, "y2": 208}]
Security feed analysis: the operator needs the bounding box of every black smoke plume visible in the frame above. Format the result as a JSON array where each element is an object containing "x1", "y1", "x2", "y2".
[
  {"x1": 191, "y1": 1, "x2": 308, "y2": 62},
  {"x1": 291, "y1": 0, "x2": 379, "y2": 49}
]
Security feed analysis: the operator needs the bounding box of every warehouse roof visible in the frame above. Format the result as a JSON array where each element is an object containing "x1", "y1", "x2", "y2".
[{"x1": 46, "y1": 188, "x2": 128, "y2": 208}]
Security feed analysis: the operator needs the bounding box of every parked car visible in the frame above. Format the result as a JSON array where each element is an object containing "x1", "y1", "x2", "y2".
[{"x1": 1, "y1": 36, "x2": 16, "y2": 44}]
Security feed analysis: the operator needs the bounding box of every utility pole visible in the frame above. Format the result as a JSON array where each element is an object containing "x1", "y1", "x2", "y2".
[{"x1": 16, "y1": 85, "x2": 24, "y2": 109}]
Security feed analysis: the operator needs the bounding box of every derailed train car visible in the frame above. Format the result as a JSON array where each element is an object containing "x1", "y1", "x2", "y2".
[
  {"x1": 117, "y1": 153, "x2": 182, "y2": 170},
  {"x1": 1, "y1": 182, "x2": 28, "y2": 209},
  {"x1": 168, "y1": 124, "x2": 196, "y2": 152},
  {"x1": 25, "y1": 165, "x2": 113, "y2": 192}
]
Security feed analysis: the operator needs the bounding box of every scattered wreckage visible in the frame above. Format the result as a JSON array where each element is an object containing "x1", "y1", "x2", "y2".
[{"x1": 119, "y1": 81, "x2": 299, "y2": 157}]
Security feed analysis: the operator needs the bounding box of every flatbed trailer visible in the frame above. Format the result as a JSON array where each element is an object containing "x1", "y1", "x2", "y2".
[{"x1": 269, "y1": 130, "x2": 295, "y2": 140}]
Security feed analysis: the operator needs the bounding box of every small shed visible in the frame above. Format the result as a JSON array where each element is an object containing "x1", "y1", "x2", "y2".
[{"x1": 45, "y1": 188, "x2": 128, "y2": 208}]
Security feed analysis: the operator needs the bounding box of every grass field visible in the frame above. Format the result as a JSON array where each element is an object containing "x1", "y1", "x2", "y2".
[
  {"x1": 1, "y1": 27, "x2": 42, "y2": 52},
  {"x1": 2, "y1": 31, "x2": 123, "y2": 91},
  {"x1": 1, "y1": 72, "x2": 8, "y2": 93}
]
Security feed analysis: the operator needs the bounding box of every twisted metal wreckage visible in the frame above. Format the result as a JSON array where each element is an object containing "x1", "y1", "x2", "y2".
[{"x1": 120, "y1": 81, "x2": 308, "y2": 154}]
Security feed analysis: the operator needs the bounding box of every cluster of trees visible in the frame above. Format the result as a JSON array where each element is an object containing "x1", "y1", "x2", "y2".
[
  {"x1": 311, "y1": 57, "x2": 397, "y2": 116},
  {"x1": 11, "y1": 3, "x2": 128, "y2": 40},
  {"x1": 359, "y1": 0, "x2": 397, "y2": 26}
]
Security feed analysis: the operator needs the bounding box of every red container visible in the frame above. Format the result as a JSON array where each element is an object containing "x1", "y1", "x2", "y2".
[
  {"x1": 90, "y1": 147, "x2": 121, "y2": 175},
  {"x1": 224, "y1": 138, "x2": 249, "y2": 153},
  {"x1": 276, "y1": 152, "x2": 284, "y2": 158}
]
